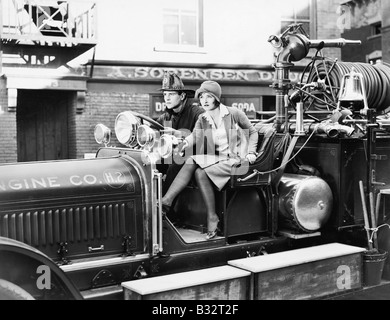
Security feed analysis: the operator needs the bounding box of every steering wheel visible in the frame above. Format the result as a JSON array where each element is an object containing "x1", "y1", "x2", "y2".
[{"x1": 130, "y1": 111, "x2": 164, "y2": 131}]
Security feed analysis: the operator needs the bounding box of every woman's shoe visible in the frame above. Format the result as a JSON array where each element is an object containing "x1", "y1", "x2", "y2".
[
  {"x1": 206, "y1": 229, "x2": 220, "y2": 240},
  {"x1": 206, "y1": 219, "x2": 220, "y2": 240},
  {"x1": 162, "y1": 204, "x2": 171, "y2": 215}
]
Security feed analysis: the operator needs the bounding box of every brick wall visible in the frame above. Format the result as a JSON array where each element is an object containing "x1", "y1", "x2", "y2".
[
  {"x1": 316, "y1": 0, "x2": 344, "y2": 61},
  {"x1": 0, "y1": 79, "x2": 17, "y2": 163},
  {"x1": 73, "y1": 91, "x2": 149, "y2": 159},
  {"x1": 68, "y1": 92, "x2": 78, "y2": 159}
]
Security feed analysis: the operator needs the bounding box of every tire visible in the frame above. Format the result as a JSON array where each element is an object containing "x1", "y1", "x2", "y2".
[{"x1": 0, "y1": 279, "x2": 35, "y2": 300}]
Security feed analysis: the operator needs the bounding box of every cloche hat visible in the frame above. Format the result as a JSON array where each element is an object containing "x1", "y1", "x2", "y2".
[
  {"x1": 195, "y1": 81, "x2": 222, "y2": 103},
  {"x1": 159, "y1": 71, "x2": 195, "y2": 97}
]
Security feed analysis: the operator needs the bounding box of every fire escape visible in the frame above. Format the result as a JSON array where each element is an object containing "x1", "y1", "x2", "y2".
[{"x1": 0, "y1": 0, "x2": 97, "y2": 69}]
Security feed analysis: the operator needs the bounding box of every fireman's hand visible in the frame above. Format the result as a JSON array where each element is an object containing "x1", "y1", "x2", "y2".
[
  {"x1": 162, "y1": 127, "x2": 181, "y2": 137},
  {"x1": 246, "y1": 153, "x2": 257, "y2": 164}
]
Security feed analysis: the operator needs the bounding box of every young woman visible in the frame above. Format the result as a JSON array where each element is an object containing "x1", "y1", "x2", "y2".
[{"x1": 161, "y1": 80, "x2": 258, "y2": 240}]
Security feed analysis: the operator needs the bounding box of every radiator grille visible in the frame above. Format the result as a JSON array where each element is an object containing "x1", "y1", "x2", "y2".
[{"x1": 0, "y1": 204, "x2": 128, "y2": 247}]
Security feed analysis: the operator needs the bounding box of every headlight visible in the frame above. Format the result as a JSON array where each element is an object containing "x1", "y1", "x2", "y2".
[
  {"x1": 115, "y1": 111, "x2": 140, "y2": 147},
  {"x1": 94, "y1": 124, "x2": 111, "y2": 146},
  {"x1": 137, "y1": 125, "x2": 157, "y2": 149},
  {"x1": 156, "y1": 134, "x2": 179, "y2": 159}
]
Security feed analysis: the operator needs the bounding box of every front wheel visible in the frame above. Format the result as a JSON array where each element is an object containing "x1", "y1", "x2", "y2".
[{"x1": 0, "y1": 279, "x2": 35, "y2": 300}]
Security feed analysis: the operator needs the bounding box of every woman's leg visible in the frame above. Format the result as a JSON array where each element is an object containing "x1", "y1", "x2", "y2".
[
  {"x1": 162, "y1": 158, "x2": 198, "y2": 207},
  {"x1": 194, "y1": 168, "x2": 219, "y2": 233}
]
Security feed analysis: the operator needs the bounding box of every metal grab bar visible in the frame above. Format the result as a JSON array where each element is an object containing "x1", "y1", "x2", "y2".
[
  {"x1": 88, "y1": 245, "x2": 104, "y2": 253},
  {"x1": 237, "y1": 169, "x2": 260, "y2": 182},
  {"x1": 152, "y1": 170, "x2": 163, "y2": 255}
]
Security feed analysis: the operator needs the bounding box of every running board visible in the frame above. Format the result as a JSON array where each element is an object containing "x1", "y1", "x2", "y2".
[
  {"x1": 228, "y1": 242, "x2": 366, "y2": 300},
  {"x1": 120, "y1": 243, "x2": 366, "y2": 300}
]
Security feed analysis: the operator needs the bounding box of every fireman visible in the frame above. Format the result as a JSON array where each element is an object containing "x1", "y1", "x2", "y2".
[{"x1": 156, "y1": 71, "x2": 204, "y2": 194}]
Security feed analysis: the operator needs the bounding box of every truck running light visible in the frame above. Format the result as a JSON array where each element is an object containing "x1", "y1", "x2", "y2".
[{"x1": 94, "y1": 124, "x2": 111, "y2": 146}]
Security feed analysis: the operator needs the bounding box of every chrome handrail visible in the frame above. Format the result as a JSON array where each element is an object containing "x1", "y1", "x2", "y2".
[{"x1": 152, "y1": 169, "x2": 163, "y2": 255}]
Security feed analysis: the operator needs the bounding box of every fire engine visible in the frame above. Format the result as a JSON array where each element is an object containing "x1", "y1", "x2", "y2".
[{"x1": 1, "y1": 24, "x2": 390, "y2": 300}]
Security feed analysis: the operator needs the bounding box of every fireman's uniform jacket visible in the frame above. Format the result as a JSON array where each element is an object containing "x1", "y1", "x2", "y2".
[{"x1": 156, "y1": 99, "x2": 204, "y2": 137}]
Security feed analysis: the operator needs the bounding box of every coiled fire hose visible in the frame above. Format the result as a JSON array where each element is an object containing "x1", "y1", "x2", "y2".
[{"x1": 303, "y1": 60, "x2": 390, "y2": 113}]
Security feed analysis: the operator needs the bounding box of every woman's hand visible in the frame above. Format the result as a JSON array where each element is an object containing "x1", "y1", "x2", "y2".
[
  {"x1": 246, "y1": 153, "x2": 257, "y2": 164},
  {"x1": 174, "y1": 139, "x2": 189, "y2": 156},
  {"x1": 177, "y1": 139, "x2": 189, "y2": 152}
]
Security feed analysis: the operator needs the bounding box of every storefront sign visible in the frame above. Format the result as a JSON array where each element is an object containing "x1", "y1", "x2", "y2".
[
  {"x1": 225, "y1": 97, "x2": 260, "y2": 119},
  {"x1": 94, "y1": 66, "x2": 301, "y2": 83}
]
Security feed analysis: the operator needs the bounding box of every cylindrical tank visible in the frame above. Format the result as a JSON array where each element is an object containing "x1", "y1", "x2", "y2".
[{"x1": 278, "y1": 174, "x2": 333, "y2": 232}]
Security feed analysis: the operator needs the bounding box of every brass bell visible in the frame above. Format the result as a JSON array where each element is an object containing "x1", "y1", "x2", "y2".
[{"x1": 336, "y1": 67, "x2": 368, "y2": 111}]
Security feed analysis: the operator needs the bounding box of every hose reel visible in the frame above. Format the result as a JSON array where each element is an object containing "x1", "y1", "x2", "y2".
[{"x1": 302, "y1": 60, "x2": 390, "y2": 114}]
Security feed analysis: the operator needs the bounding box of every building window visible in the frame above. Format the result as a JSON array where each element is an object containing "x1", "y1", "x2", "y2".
[
  {"x1": 280, "y1": 0, "x2": 312, "y2": 36},
  {"x1": 161, "y1": 0, "x2": 204, "y2": 50},
  {"x1": 372, "y1": 23, "x2": 382, "y2": 36}
]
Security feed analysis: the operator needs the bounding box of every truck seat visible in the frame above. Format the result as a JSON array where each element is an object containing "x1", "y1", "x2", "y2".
[{"x1": 229, "y1": 122, "x2": 276, "y2": 188}]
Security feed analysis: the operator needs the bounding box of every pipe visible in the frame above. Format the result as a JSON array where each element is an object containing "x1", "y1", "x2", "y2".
[
  {"x1": 276, "y1": 34, "x2": 310, "y2": 63},
  {"x1": 309, "y1": 39, "x2": 362, "y2": 48},
  {"x1": 369, "y1": 192, "x2": 378, "y2": 250},
  {"x1": 287, "y1": 122, "x2": 355, "y2": 138},
  {"x1": 295, "y1": 102, "x2": 305, "y2": 136},
  {"x1": 272, "y1": 64, "x2": 294, "y2": 131},
  {"x1": 321, "y1": 123, "x2": 355, "y2": 137},
  {"x1": 359, "y1": 181, "x2": 374, "y2": 251},
  {"x1": 314, "y1": 123, "x2": 341, "y2": 138},
  {"x1": 375, "y1": 193, "x2": 382, "y2": 228},
  {"x1": 275, "y1": 36, "x2": 362, "y2": 64}
]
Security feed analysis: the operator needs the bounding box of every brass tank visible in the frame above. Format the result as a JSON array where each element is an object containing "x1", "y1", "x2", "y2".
[{"x1": 278, "y1": 174, "x2": 333, "y2": 232}]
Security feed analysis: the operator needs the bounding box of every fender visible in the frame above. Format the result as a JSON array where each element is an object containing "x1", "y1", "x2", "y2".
[{"x1": 0, "y1": 236, "x2": 82, "y2": 300}]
